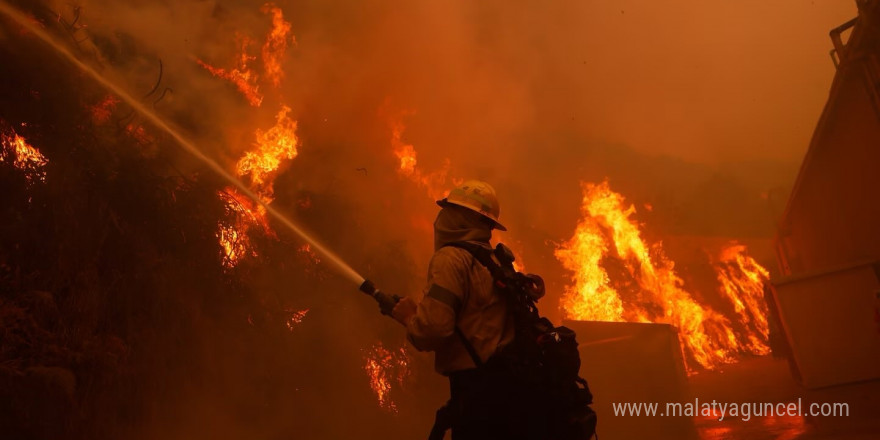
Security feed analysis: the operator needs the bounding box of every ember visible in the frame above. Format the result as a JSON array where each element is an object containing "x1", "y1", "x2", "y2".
[
  {"x1": 217, "y1": 189, "x2": 263, "y2": 268},
  {"x1": 90, "y1": 95, "x2": 119, "y2": 125},
  {"x1": 0, "y1": 126, "x2": 47, "y2": 184},
  {"x1": 285, "y1": 308, "x2": 309, "y2": 330},
  {"x1": 363, "y1": 343, "x2": 410, "y2": 412}
]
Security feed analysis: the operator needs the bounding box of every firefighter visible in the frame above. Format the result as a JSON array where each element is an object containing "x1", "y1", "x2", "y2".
[{"x1": 390, "y1": 180, "x2": 532, "y2": 440}]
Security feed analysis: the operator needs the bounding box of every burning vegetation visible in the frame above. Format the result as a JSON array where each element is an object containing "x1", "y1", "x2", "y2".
[
  {"x1": 1, "y1": 126, "x2": 47, "y2": 185},
  {"x1": 0, "y1": 0, "x2": 800, "y2": 438},
  {"x1": 363, "y1": 342, "x2": 411, "y2": 413}
]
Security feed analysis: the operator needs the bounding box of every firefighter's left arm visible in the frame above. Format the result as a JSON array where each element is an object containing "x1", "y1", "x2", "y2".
[{"x1": 400, "y1": 248, "x2": 468, "y2": 351}]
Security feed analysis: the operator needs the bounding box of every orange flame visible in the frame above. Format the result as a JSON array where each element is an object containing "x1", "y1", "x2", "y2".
[
  {"x1": 237, "y1": 105, "x2": 299, "y2": 201},
  {"x1": 556, "y1": 181, "x2": 771, "y2": 371},
  {"x1": 216, "y1": 105, "x2": 299, "y2": 267},
  {"x1": 198, "y1": 35, "x2": 264, "y2": 107},
  {"x1": 261, "y1": 3, "x2": 293, "y2": 88},
  {"x1": 716, "y1": 242, "x2": 771, "y2": 355},
  {"x1": 363, "y1": 342, "x2": 410, "y2": 413},
  {"x1": 1, "y1": 127, "x2": 48, "y2": 184},
  {"x1": 217, "y1": 189, "x2": 266, "y2": 268},
  {"x1": 390, "y1": 116, "x2": 455, "y2": 201}
]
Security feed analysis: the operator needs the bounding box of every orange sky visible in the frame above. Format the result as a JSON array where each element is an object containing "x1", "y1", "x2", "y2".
[{"x1": 546, "y1": 0, "x2": 857, "y2": 163}]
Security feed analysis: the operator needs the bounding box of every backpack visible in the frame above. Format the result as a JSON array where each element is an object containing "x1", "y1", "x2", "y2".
[{"x1": 442, "y1": 241, "x2": 597, "y2": 440}]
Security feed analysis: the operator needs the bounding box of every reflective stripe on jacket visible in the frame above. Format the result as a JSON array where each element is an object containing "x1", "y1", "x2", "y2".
[{"x1": 406, "y1": 241, "x2": 514, "y2": 374}]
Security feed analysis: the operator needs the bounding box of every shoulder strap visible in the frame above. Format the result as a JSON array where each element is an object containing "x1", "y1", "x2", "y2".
[
  {"x1": 442, "y1": 242, "x2": 501, "y2": 368},
  {"x1": 443, "y1": 242, "x2": 507, "y2": 285},
  {"x1": 454, "y1": 327, "x2": 483, "y2": 367}
]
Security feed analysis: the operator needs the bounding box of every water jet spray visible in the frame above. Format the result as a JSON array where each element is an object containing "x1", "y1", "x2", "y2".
[{"x1": 0, "y1": 1, "x2": 396, "y2": 310}]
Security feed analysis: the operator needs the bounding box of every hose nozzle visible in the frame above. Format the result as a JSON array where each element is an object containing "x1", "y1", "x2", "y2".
[{"x1": 360, "y1": 279, "x2": 401, "y2": 316}]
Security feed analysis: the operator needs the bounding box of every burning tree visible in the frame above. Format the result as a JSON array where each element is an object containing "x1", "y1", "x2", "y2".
[{"x1": 0, "y1": 3, "x2": 426, "y2": 439}]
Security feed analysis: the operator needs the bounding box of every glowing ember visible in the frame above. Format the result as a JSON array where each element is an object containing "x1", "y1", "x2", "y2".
[
  {"x1": 363, "y1": 342, "x2": 410, "y2": 413},
  {"x1": 217, "y1": 188, "x2": 265, "y2": 268},
  {"x1": 390, "y1": 116, "x2": 453, "y2": 201},
  {"x1": 90, "y1": 95, "x2": 119, "y2": 124},
  {"x1": 1, "y1": 127, "x2": 48, "y2": 184},
  {"x1": 261, "y1": 3, "x2": 293, "y2": 88},
  {"x1": 716, "y1": 242, "x2": 771, "y2": 355},
  {"x1": 125, "y1": 123, "x2": 154, "y2": 146},
  {"x1": 217, "y1": 222, "x2": 252, "y2": 268},
  {"x1": 197, "y1": 35, "x2": 264, "y2": 107},
  {"x1": 237, "y1": 105, "x2": 299, "y2": 201},
  {"x1": 285, "y1": 308, "x2": 309, "y2": 330},
  {"x1": 298, "y1": 243, "x2": 321, "y2": 264},
  {"x1": 556, "y1": 181, "x2": 771, "y2": 371}
]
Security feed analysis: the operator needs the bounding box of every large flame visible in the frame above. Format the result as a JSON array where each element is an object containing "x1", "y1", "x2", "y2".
[
  {"x1": 217, "y1": 105, "x2": 299, "y2": 268},
  {"x1": 1, "y1": 126, "x2": 48, "y2": 184},
  {"x1": 363, "y1": 342, "x2": 410, "y2": 413},
  {"x1": 211, "y1": 4, "x2": 300, "y2": 269},
  {"x1": 237, "y1": 105, "x2": 299, "y2": 201},
  {"x1": 556, "y1": 181, "x2": 771, "y2": 371}
]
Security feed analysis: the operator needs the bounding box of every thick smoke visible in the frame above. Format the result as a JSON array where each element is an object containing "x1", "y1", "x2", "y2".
[{"x1": 0, "y1": 0, "x2": 857, "y2": 438}]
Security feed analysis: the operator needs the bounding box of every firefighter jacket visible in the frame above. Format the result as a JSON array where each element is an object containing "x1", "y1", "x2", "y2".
[{"x1": 405, "y1": 206, "x2": 515, "y2": 374}]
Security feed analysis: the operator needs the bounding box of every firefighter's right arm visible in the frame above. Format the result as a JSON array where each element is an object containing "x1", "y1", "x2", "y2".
[{"x1": 400, "y1": 248, "x2": 468, "y2": 351}]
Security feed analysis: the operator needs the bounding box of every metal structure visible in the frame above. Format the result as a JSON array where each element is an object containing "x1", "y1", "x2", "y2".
[{"x1": 771, "y1": 0, "x2": 880, "y2": 388}]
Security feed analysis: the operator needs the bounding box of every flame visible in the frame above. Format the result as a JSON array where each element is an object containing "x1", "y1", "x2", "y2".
[
  {"x1": 217, "y1": 189, "x2": 265, "y2": 268},
  {"x1": 209, "y1": 5, "x2": 302, "y2": 268},
  {"x1": 1, "y1": 127, "x2": 48, "y2": 184},
  {"x1": 215, "y1": 104, "x2": 299, "y2": 268},
  {"x1": 237, "y1": 105, "x2": 299, "y2": 201},
  {"x1": 716, "y1": 242, "x2": 771, "y2": 355},
  {"x1": 556, "y1": 216, "x2": 625, "y2": 322},
  {"x1": 197, "y1": 4, "x2": 294, "y2": 104},
  {"x1": 556, "y1": 181, "x2": 771, "y2": 371},
  {"x1": 261, "y1": 3, "x2": 293, "y2": 88},
  {"x1": 197, "y1": 35, "x2": 264, "y2": 107},
  {"x1": 390, "y1": 116, "x2": 454, "y2": 201},
  {"x1": 363, "y1": 342, "x2": 410, "y2": 413}
]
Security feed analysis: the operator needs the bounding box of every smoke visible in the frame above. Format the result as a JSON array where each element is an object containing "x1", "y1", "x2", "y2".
[{"x1": 0, "y1": 0, "x2": 858, "y2": 438}]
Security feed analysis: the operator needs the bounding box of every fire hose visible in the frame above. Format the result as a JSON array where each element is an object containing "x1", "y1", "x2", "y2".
[{"x1": 0, "y1": 0, "x2": 405, "y2": 317}]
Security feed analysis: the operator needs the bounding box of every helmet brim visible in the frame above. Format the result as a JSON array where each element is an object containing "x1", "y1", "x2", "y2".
[{"x1": 436, "y1": 198, "x2": 507, "y2": 231}]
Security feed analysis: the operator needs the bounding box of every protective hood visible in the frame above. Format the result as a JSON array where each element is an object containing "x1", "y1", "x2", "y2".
[{"x1": 433, "y1": 205, "x2": 492, "y2": 251}]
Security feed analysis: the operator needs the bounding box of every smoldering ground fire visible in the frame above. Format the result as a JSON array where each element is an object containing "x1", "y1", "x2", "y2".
[{"x1": 1, "y1": 0, "x2": 878, "y2": 440}]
